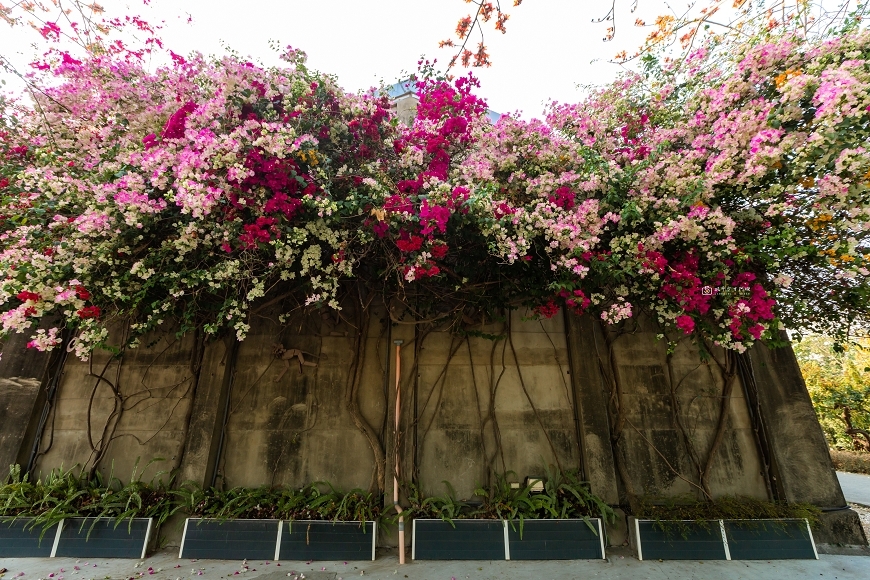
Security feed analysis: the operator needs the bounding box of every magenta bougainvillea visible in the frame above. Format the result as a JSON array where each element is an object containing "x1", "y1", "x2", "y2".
[{"x1": 1, "y1": 19, "x2": 869, "y2": 358}]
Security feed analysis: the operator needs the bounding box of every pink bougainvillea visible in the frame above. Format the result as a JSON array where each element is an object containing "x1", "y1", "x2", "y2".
[{"x1": 2, "y1": 23, "x2": 869, "y2": 357}]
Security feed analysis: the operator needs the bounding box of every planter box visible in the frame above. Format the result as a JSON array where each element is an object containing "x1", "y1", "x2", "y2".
[
  {"x1": 724, "y1": 519, "x2": 817, "y2": 560},
  {"x1": 0, "y1": 518, "x2": 60, "y2": 558},
  {"x1": 412, "y1": 519, "x2": 506, "y2": 560},
  {"x1": 179, "y1": 519, "x2": 377, "y2": 561},
  {"x1": 54, "y1": 517, "x2": 153, "y2": 559},
  {"x1": 180, "y1": 519, "x2": 280, "y2": 560},
  {"x1": 506, "y1": 518, "x2": 605, "y2": 560},
  {"x1": 278, "y1": 520, "x2": 376, "y2": 561},
  {"x1": 631, "y1": 517, "x2": 818, "y2": 561},
  {"x1": 632, "y1": 519, "x2": 727, "y2": 561}
]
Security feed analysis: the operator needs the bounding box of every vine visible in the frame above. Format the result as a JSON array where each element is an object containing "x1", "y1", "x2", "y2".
[
  {"x1": 506, "y1": 318, "x2": 564, "y2": 472},
  {"x1": 343, "y1": 289, "x2": 386, "y2": 495},
  {"x1": 699, "y1": 349, "x2": 739, "y2": 498},
  {"x1": 665, "y1": 350, "x2": 706, "y2": 495}
]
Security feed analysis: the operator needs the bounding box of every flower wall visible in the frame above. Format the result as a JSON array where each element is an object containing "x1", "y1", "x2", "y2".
[{"x1": 1, "y1": 29, "x2": 869, "y2": 359}]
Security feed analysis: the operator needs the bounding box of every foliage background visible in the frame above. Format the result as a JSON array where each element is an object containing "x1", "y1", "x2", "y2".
[{"x1": 795, "y1": 335, "x2": 870, "y2": 451}]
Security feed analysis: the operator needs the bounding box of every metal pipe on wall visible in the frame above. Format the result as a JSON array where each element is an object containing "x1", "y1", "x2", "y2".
[
  {"x1": 393, "y1": 339, "x2": 405, "y2": 564},
  {"x1": 25, "y1": 329, "x2": 72, "y2": 476},
  {"x1": 209, "y1": 337, "x2": 240, "y2": 489}
]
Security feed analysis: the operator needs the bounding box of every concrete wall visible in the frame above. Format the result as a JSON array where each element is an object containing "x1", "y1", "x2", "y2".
[
  {"x1": 217, "y1": 301, "x2": 387, "y2": 490},
  {"x1": 31, "y1": 324, "x2": 198, "y2": 484},
  {"x1": 564, "y1": 314, "x2": 770, "y2": 504},
  {"x1": 0, "y1": 330, "x2": 54, "y2": 475},
  {"x1": 0, "y1": 307, "x2": 864, "y2": 546},
  {"x1": 748, "y1": 335, "x2": 865, "y2": 543},
  {"x1": 608, "y1": 317, "x2": 768, "y2": 501},
  {"x1": 411, "y1": 311, "x2": 580, "y2": 499}
]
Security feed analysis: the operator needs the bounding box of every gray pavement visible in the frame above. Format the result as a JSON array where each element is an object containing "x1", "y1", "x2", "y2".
[
  {"x1": 838, "y1": 471, "x2": 870, "y2": 506},
  {"x1": 1, "y1": 546, "x2": 869, "y2": 580}
]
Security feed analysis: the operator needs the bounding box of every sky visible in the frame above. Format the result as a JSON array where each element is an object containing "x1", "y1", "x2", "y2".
[{"x1": 0, "y1": 0, "x2": 683, "y2": 119}]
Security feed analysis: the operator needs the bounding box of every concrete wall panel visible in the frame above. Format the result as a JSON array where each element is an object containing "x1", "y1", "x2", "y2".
[
  {"x1": 0, "y1": 376, "x2": 46, "y2": 473},
  {"x1": 607, "y1": 319, "x2": 769, "y2": 502},
  {"x1": 33, "y1": 324, "x2": 198, "y2": 484},
  {"x1": 219, "y1": 302, "x2": 385, "y2": 491},
  {"x1": 414, "y1": 313, "x2": 580, "y2": 499},
  {"x1": 1, "y1": 304, "x2": 859, "y2": 544}
]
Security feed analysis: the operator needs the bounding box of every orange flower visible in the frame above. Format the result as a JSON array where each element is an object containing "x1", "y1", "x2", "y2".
[
  {"x1": 455, "y1": 16, "x2": 472, "y2": 39},
  {"x1": 495, "y1": 12, "x2": 509, "y2": 33},
  {"x1": 774, "y1": 68, "x2": 802, "y2": 89},
  {"x1": 459, "y1": 49, "x2": 470, "y2": 67},
  {"x1": 481, "y1": 2, "x2": 494, "y2": 22},
  {"x1": 473, "y1": 43, "x2": 491, "y2": 67}
]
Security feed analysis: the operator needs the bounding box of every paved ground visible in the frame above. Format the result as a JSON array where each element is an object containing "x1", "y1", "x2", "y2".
[
  {"x1": 838, "y1": 472, "x2": 870, "y2": 506},
  {"x1": 1, "y1": 546, "x2": 869, "y2": 580}
]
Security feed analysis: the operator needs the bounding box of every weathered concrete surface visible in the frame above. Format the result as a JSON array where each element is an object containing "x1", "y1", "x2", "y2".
[
  {"x1": 219, "y1": 300, "x2": 387, "y2": 491},
  {"x1": 749, "y1": 337, "x2": 845, "y2": 506},
  {"x1": 414, "y1": 310, "x2": 580, "y2": 500},
  {"x1": 565, "y1": 313, "x2": 620, "y2": 505},
  {"x1": 606, "y1": 317, "x2": 768, "y2": 502},
  {"x1": 0, "y1": 376, "x2": 43, "y2": 472},
  {"x1": 748, "y1": 336, "x2": 863, "y2": 544},
  {"x1": 816, "y1": 508, "x2": 869, "y2": 548},
  {"x1": 0, "y1": 329, "x2": 54, "y2": 476},
  {"x1": 0, "y1": 330, "x2": 54, "y2": 379},
  {"x1": 32, "y1": 324, "x2": 198, "y2": 484},
  {"x1": 175, "y1": 334, "x2": 232, "y2": 488}
]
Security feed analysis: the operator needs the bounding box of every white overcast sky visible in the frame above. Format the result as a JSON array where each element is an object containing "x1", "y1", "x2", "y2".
[{"x1": 0, "y1": 1, "x2": 700, "y2": 119}]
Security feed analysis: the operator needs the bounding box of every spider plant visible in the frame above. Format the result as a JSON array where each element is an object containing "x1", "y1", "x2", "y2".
[
  {"x1": 537, "y1": 464, "x2": 615, "y2": 523},
  {"x1": 1, "y1": 459, "x2": 175, "y2": 541},
  {"x1": 174, "y1": 481, "x2": 383, "y2": 527},
  {"x1": 402, "y1": 465, "x2": 615, "y2": 537},
  {"x1": 404, "y1": 481, "x2": 470, "y2": 527},
  {"x1": 472, "y1": 471, "x2": 549, "y2": 538}
]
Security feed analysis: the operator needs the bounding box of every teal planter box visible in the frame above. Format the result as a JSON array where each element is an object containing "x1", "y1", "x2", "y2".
[
  {"x1": 724, "y1": 519, "x2": 817, "y2": 560},
  {"x1": 633, "y1": 519, "x2": 727, "y2": 560},
  {"x1": 278, "y1": 520, "x2": 376, "y2": 561},
  {"x1": 179, "y1": 519, "x2": 378, "y2": 561},
  {"x1": 412, "y1": 519, "x2": 506, "y2": 560},
  {"x1": 180, "y1": 518, "x2": 280, "y2": 560},
  {"x1": 0, "y1": 517, "x2": 151, "y2": 559},
  {"x1": 55, "y1": 517, "x2": 153, "y2": 559},
  {"x1": 413, "y1": 518, "x2": 607, "y2": 560},
  {"x1": 506, "y1": 518, "x2": 605, "y2": 560},
  {"x1": 631, "y1": 517, "x2": 818, "y2": 561},
  {"x1": 0, "y1": 518, "x2": 60, "y2": 558}
]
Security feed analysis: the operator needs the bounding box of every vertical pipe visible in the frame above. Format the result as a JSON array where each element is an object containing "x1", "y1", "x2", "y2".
[
  {"x1": 209, "y1": 337, "x2": 239, "y2": 489},
  {"x1": 393, "y1": 339, "x2": 405, "y2": 564},
  {"x1": 380, "y1": 322, "x2": 393, "y2": 447},
  {"x1": 26, "y1": 329, "x2": 72, "y2": 476},
  {"x1": 562, "y1": 308, "x2": 588, "y2": 482}
]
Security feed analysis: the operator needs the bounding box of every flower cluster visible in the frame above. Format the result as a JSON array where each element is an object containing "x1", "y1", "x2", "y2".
[{"x1": 2, "y1": 28, "x2": 869, "y2": 357}]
